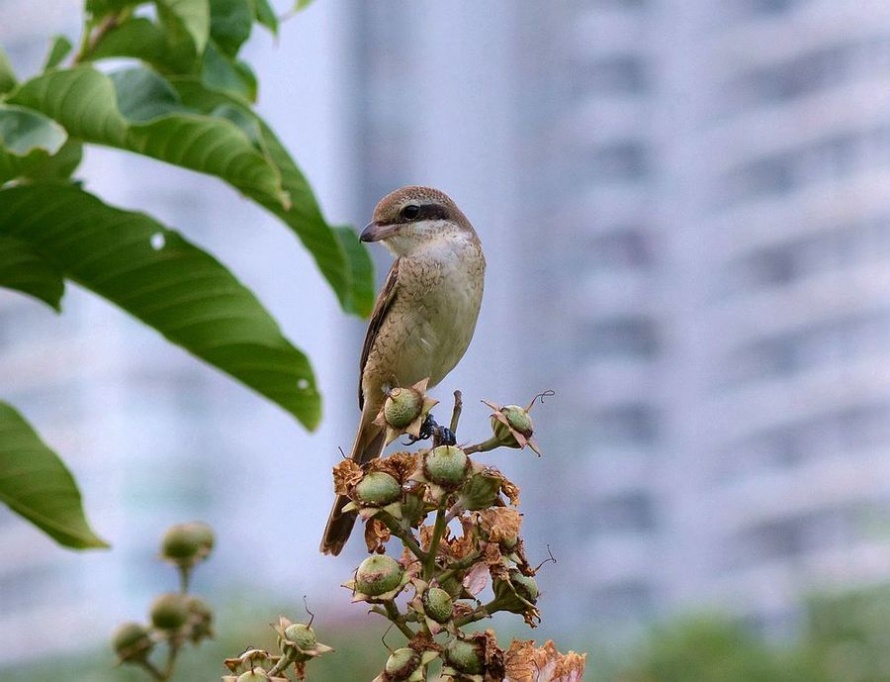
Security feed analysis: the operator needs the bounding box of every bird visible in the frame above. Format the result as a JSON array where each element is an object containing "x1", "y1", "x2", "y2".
[{"x1": 320, "y1": 186, "x2": 486, "y2": 555}]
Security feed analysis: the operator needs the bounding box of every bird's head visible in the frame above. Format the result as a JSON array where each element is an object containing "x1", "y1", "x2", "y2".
[{"x1": 361, "y1": 186, "x2": 476, "y2": 257}]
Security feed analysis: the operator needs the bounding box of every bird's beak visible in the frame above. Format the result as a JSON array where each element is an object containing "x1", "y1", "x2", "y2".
[{"x1": 360, "y1": 221, "x2": 399, "y2": 243}]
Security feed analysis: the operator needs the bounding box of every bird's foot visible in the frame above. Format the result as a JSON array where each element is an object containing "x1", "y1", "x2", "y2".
[{"x1": 406, "y1": 413, "x2": 456, "y2": 447}]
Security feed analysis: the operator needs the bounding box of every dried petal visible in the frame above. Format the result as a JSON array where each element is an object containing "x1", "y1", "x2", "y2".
[
  {"x1": 504, "y1": 640, "x2": 587, "y2": 682},
  {"x1": 332, "y1": 460, "x2": 364, "y2": 496}
]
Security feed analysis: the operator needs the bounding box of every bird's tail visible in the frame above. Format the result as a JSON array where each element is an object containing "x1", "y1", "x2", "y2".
[{"x1": 320, "y1": 406, "x2": 386, "y2": 555}]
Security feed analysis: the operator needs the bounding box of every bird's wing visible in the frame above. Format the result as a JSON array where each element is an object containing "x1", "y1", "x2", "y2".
[{"x1": 358, "y1": 258, "x2": 401, "y2": 409}]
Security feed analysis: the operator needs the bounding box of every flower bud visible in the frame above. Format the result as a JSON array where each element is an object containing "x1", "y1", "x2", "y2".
[
  {"x1": 444, "y1": 637, "x2": 484, "y2": 675},
  {"x1": 150, "y1": 593, "x2": 189, "y2": 631},
  {"x1": 422, "y1": 586, "x2": 454, "y2": 624},
  {"x1": 355, "y1": 555, "x2": 404, "y2": 597},
  {"x1": 354, "y1": 471, "x2": 402, "y2": 507},
  {"x1": 384, "y1": 647, "x2": 421, "y2": 681},
  {"x1": 423, "y1": 445, "x2": 469, "y2": 489},
  {"x1": 112, "y1": 621, "x2": 153, "y2": 663}
]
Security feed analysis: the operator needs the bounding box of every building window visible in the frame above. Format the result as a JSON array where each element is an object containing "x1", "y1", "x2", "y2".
[
  {"x1": 583, "y1": 55, "x2": 649, "y2": 95},
  {"x1": 593, "y1": 404, "x2": 660, "y2": 446},
  {"x1": 590, "y1": 141, "x2": 652, "y2": 183},
  {"x1": 740, "y1": 0, "x2": 804, "y2": 16},
  {"x1": 593, "y1": 491, "x2": 658, "y2": 533},
  {"x1": 587, "y1": 228, "x2": 653, "y2": 268},
  {"x1": 592, "y1": 580, "x2": 655, "y2": 621},
  {"x1": 584, "y1": 317, "x2": 659, "y2": 360}
]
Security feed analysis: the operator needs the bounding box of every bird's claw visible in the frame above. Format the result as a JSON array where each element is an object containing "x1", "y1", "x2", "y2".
[
  {"x1": 434, "y1": 426, "x2": 456, "y2": 447},
  {"x1": 405, "y1": 413, "x2": 455, "y2": 447}
]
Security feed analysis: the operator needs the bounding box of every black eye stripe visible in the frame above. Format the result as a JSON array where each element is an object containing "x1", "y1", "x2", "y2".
[{"x1": 400, "y1": 203, "x2": 449, "y2": 223}]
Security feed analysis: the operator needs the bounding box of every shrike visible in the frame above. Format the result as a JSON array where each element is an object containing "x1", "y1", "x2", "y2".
[{"x1": 321, "y1": 186, "x2": 486, "y2": 555}]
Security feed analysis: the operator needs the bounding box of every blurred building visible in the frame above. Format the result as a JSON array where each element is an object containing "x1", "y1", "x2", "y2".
[
  {"x1": 6, "y1": 0, "x2": 890, "y2": 668},
  {"x1": 505, "y1": 0, "x2": 890, "y2": 639}
]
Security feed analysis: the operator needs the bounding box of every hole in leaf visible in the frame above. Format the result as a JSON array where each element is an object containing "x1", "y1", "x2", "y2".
[
  {"x1": 150, "y1": 233, "x2": 166, "y2": 250},
  {"x1": 297, "y1": 378, "x2": 310, "y2": 390}
]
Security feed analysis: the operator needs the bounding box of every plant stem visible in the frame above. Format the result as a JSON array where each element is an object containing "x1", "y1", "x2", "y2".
[
  {"x1": 453, "y1": 597, "x2": 505, "y2": 628},
  {"x1": 423, "y1": 503, "x2": 447, "y2": 581},
  {"x1": 463, "y1": 436, "x2": 502, "y2": 456},
  {"x1": 381, "y1": 515, "x2": 427, "y2": 561},
  {"x1": 384, "y1": 601, "x2": 416, "y2": 640},
  {"x1": 135, "y1": 659, "x2": 165, "y2": 681},
  {"x1": 449, "y1": 390, "x2": 463, "y2": 434}
]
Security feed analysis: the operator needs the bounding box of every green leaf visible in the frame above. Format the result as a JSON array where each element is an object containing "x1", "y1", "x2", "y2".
[
  {"x1": 8, "y1": 66, "x2": 373, "y2": 316},
  {"x1": 0, "y1": 183, "x2": 321, "y2": 429},
  {"x1": 85, "y1": 0, "x2": 143, "y2": 20},
  {"x1": 0, "y1": 105, "x2": 68, "y2": 183},
  {"x1": 173, "y1": 78, "x2": 375, "y2": 316},
  {"x1": 333, "y1": 225, "x2": 375, "y2": 317},
  {"x1": 88, "y1": 16, "x2": 171, "y2": 68},
  {"x1": 0, "y1": 236, "x2": 65, "y2": 310},
  {"x1": 8, "y1": 66, "x2": 287, "y2": 205},
  {"x1": 251, "y1": 0, "x2": 278, "y2": 35},
  {"x1": 201, "y1": 39, "x2": 256, "y2": 101},
  {"x1": 43, "y1": 35, "x2": 73, "y2": 70},
  {"x1": 0, "y1": 105, "x2": 66, "y2": 155},
  {"x1": 0, "y1": 401, "x2": 108, "y2": 549},
  {"x1": 0, "y1": 45, "x2": 18, "y2": 95},
  {"x1": 210, "y1": 0, "x2": 253, "y2": 57},
  {"x1": 109, "y1": 68, "x2": 186, "y2": 121},
  {"x1": 292, "y1": 0, "x2": 316, "y2": 13},
  {"x1": 157, "y1": 0, "x2": 211, "y2": 56},
  {"x1": 20, "y1": 139, "x2": 84, "y2": 182}
]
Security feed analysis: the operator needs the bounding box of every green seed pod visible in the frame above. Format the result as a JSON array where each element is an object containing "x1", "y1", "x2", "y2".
[
  {"x1": 236, "y1": 670, "x2": 270, "y2": 681},
  {"x1": 185, "y1": 596, "x2": 214, "y2": 642},
  {"x1": 355, "y1": 555, "x2": 404, "y2": 597},
  {"x1": 161, "y1": 522, "x2": 214, "y2": 565},
  {"x1": 384, "y1": 387, "x2": 425, "y2": 429},
  {"x1": 150, "y1": 593, "x2": 189, "y2": 631},
  {"x1": 284, "y1": 623, "x2": 317, "y2": 652},
  {"x1": 423, "y1": 445, "x2": 469, "y2": 489},
  {"x1": 493, "y1": 569, "x2": 539, "y2": 613},
  {"x1": 354, "y1": 471, "x2": 401, "y2": 506},
  {"x1": 459, "y1": 471, "x2": 502, "y2": 511},
  {"x1": 112, "y1": 621, "x2": 153, "y2": 662},
  {"x1": 501, "y1": 405, "x2": 534, "y2": 437},
  {"x1": 511, "y1": 570, "x2": 539, "y2": 603},
  {"x1": 444, "y1": 637, "x2": 484, "y2": 675},
  {"x1": 422, "y1": 587, "x2": 454, "y2": 624},
  {"x1": 384, "y1": 647, "x2": 421, "y2": 681}
]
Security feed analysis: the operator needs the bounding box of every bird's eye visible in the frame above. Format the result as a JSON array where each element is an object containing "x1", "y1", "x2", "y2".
[{"x1": 401, "y1": 204, "x2": 421, "y2": 220}]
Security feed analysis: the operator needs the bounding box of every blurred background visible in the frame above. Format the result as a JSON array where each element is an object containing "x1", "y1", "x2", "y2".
[{"x1": 5, "y1": 0, "x2": 890, "y2": 679}]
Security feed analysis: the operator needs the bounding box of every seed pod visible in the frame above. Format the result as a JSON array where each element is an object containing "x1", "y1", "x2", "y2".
[
  {"x1": 384, "y1": 647, "x2": 421, "y2": 681},
  {"x1": 422, "y1": 587, "x2": 454, "y2": 624},
  {"x1": 355, "y1": 555, "x2": 404, "y2": 597},
  {"x1": 112, "y1": 622, "x2": 154, "y2": 663},
  {"x1": 444, "y1": 637, "x2": 484, "y2": 675},
  {"x1": 423, "y1": 445, "x2": 470, "y2": 489},
  {"x1": 150, "y1": 593, "x2": 189, "y2": 631},
  {"x1": 354, "y1": 471, "x2": 402, "y2": 506}
]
